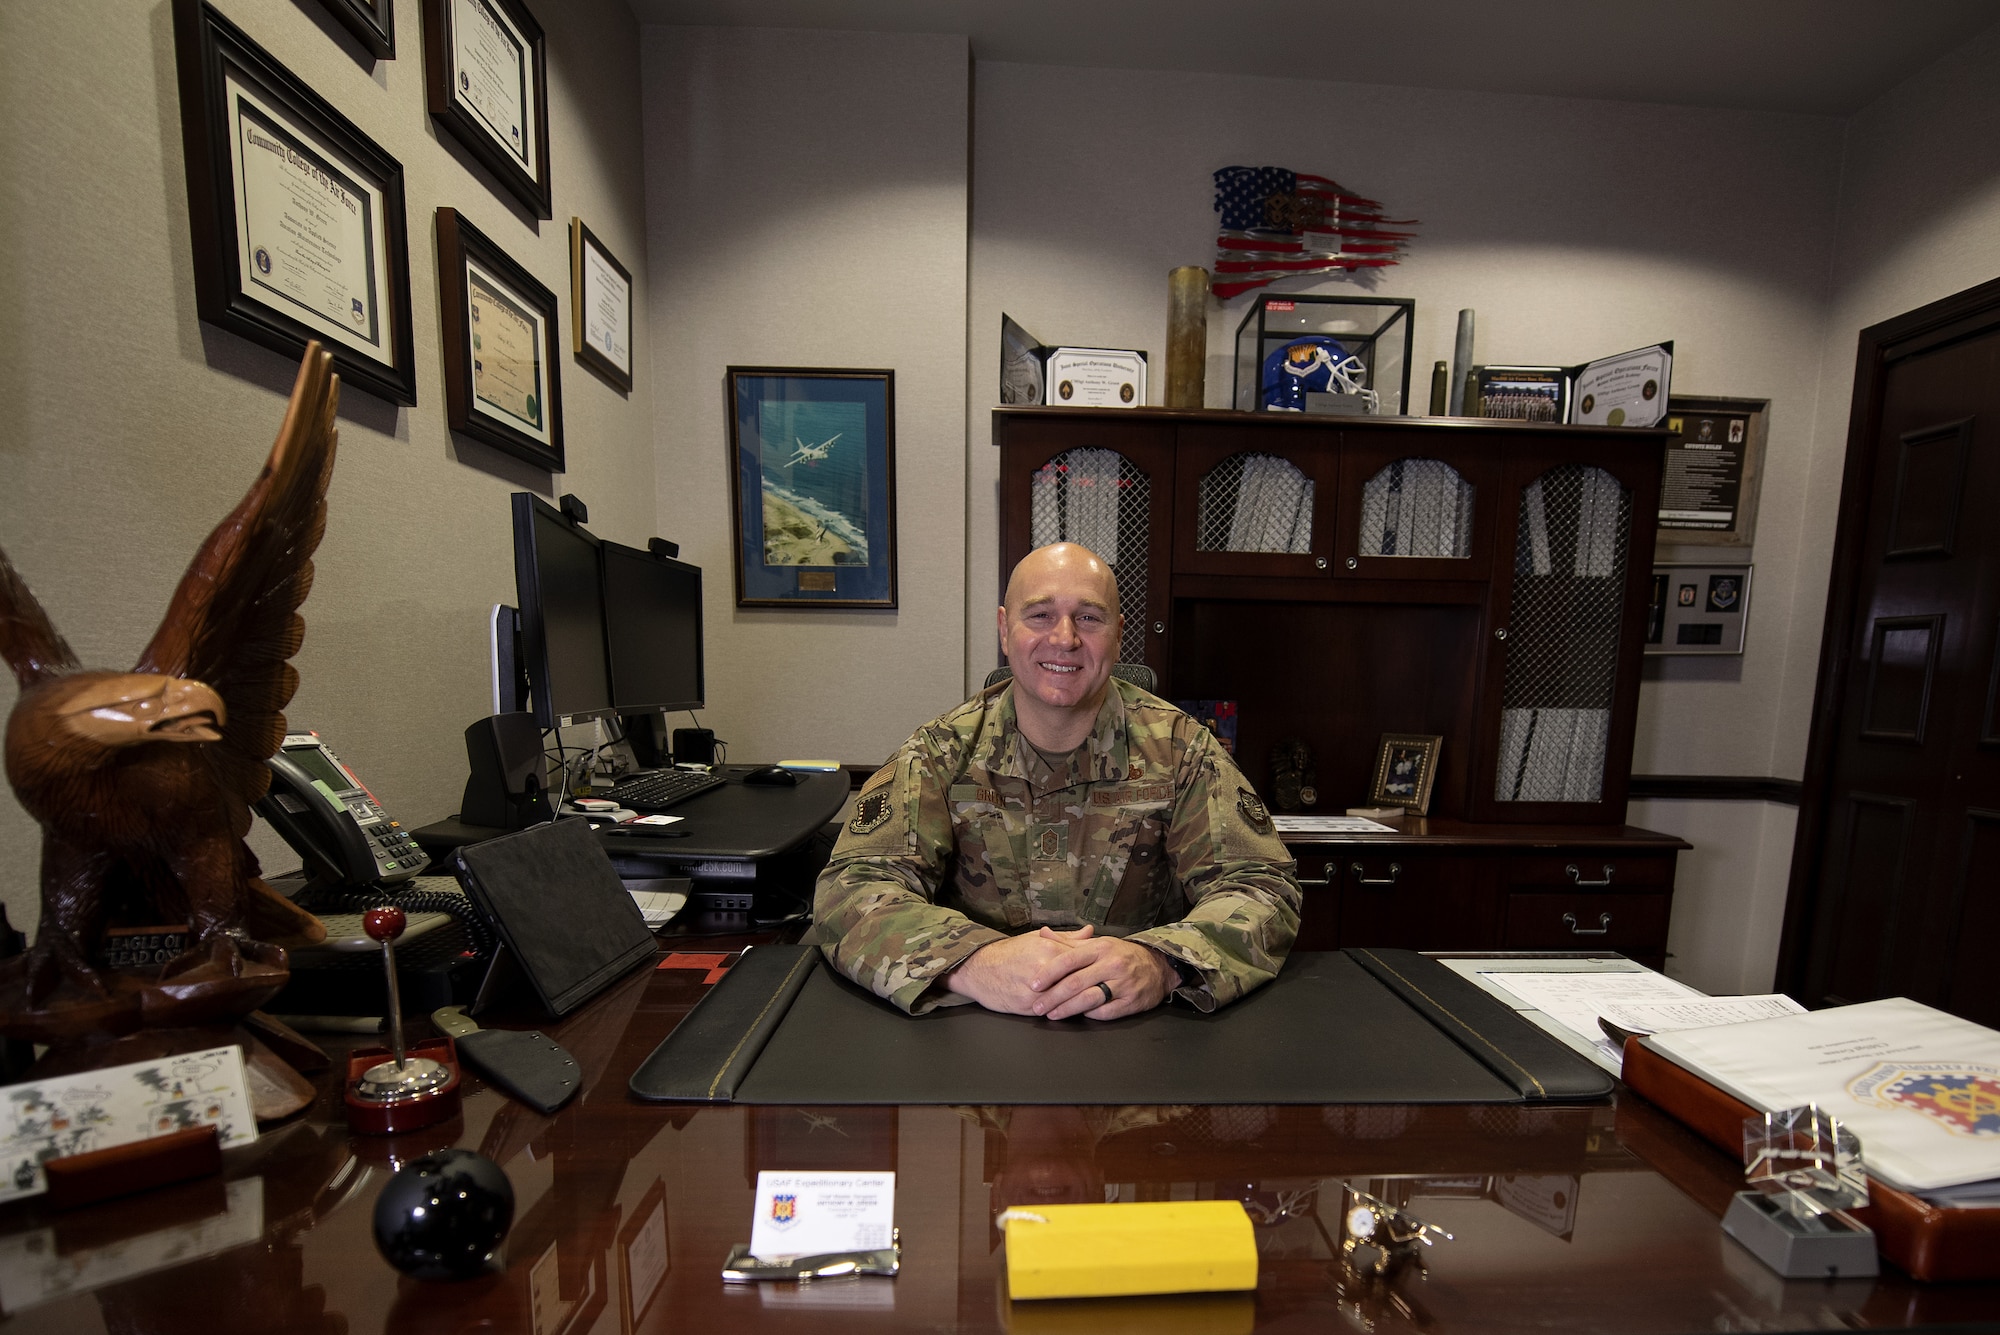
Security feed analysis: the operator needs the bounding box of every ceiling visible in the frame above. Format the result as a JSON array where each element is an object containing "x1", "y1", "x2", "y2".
[{"x1": 626, "y1": 0, "x2": 2000, "y2": 116}]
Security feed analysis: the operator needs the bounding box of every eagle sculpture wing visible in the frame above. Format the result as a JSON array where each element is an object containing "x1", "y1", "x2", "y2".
[
  {"x1": 0, "y1": 551, "x2": 82, "y2": 689},
  {"x1": 134, "y1": 345, "x2": 339, "y2": 826}
]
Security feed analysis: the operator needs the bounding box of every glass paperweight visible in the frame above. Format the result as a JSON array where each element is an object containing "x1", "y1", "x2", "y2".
[{"x1": 1720, "y1": 1104, "x2": 1877, "y2": 1278}]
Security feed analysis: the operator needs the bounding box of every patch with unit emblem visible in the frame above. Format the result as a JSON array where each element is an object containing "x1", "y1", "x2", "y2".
[
  {"x1": 1030, "y1": 822, "x2": 1070, "y2": 861},
  {"x1": 849, "y1": 788, "x2": 894, "y2": 835},
  {"x1": 1237, "y1": 787, "x2": 1272, "y2": 831}
]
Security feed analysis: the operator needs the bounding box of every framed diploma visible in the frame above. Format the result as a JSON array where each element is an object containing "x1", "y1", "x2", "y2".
[
  {"x1": 570, "y1": 219, "x2": 633, "y2": 392},
  {"x1": 314, "y1": 0, "x2": 396, "y2": 60},
  {"x1": 173, "y1": 0, "x2": 417, "y2": 405},
  {"x1": 436, "y1": 207, "x2": 564, "y2": 471},
  {"x1": 725, "y1": 368, "x2": 899, "y2": 609},
  {"x1": 421, "y1": 0, "x2": 551, "y2": 218}
]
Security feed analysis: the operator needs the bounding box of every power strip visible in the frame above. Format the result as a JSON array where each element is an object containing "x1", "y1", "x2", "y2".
[{"x1": 692, "y1": 888, "x2": 756, "y2": 913}]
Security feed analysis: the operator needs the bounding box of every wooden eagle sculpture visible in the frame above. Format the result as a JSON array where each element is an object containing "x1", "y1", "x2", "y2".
[{"x1": 0, "y1": 345, "x2": 339, "y2": 1041}]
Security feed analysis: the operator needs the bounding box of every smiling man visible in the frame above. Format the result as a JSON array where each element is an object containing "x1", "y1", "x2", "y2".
[{"x1": 812, "y1": 542, "x2": 1300, "y2": 1018}]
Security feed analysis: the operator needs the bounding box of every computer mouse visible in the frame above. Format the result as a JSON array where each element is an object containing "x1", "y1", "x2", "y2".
[{"x1": 741, "y1": 765, "x2": 801, "y2": 787}]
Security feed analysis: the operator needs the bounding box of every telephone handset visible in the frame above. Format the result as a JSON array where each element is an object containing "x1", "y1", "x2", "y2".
[{"x1": 257, "y1": 731, "x2": 430, "y2": 888}]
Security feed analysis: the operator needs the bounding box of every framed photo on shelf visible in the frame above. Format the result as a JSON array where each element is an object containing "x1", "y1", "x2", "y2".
[
  {"x1": 172, "y1": 0, "x2": 417, "y2": 404},
  {"x1": 570, "y1": 219, "x2": 633, "y2": 391},
  {"x1": 421, "y1": 0, "x2": 551, "y2": 218},
  {"x1": 1369, "y1": 733, "x2": 1442, "y2": 814},
  {"x1": 435, "y1": 207, "x2": 563, "y2": 471},
  {"x1": 314, "y1": 0, "x2": 396, "y2": 59},
  {"x1": 725, "y1": 368, "x2": 898, "y2": 609}
]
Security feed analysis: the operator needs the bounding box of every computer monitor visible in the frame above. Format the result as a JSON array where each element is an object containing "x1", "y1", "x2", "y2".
[
  {"x1": 511, "y1": 493, "x2": 614, "y2": 728},
  {"x1": 600, "y1": 539, "x2": 705, "y2": 713}
]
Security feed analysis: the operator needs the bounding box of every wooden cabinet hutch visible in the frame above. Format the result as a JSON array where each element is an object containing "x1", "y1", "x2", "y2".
[{"x1": 995, "y1": 407, "x2": 1689, "y2": 969}]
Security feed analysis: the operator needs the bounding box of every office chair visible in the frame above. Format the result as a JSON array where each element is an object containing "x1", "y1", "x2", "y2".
[{"x1": 983, "y1": 663, "x2": 1157, "y2": 693}]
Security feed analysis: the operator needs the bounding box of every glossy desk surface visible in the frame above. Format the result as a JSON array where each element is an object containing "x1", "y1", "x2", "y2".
[{"x1": 4, "y1": 946, "x2": 1997, "y2": 1334}]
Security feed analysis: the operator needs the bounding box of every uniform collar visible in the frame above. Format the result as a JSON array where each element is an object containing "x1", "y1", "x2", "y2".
[{"x1": 989, "y1": 679, "x2": 1132, "y2": 784}]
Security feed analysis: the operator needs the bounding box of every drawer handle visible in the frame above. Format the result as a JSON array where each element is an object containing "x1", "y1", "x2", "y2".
[
  {"x1": 1350, "y1": 862, "x2": 1401, "y2": 886},
  {"x1": 1566, "y1": 863, "x2": 1615, "y2": 887},
  {"x1": 1562, "y1": 911, "x2": 1612, "y2": 936},
  {"x1": 1297, "y1": 862, "x2": 1338, "y2": 888}
]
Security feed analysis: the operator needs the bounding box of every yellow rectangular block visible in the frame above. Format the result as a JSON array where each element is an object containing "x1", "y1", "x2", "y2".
[{"x1": 1003, "y1": 1200, "x2": 1258, "y2": 1300}]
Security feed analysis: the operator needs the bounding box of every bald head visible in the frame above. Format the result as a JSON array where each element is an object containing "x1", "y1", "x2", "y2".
[
  {"x1": 998, "y1": 544, "x2": 1124, "y2": 750},
  {"x1": 1002, "y1": 543, "x2": 1120, "y2": 617}
]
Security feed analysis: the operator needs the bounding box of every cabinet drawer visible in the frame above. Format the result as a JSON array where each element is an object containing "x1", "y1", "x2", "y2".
[
  {"x1": 1503, "y1": 855, "x2": 1674, "y2": 892},
  {"x1": 1502, "y1": 892, "x2": 1671, "y2": 953},
  {"x1": 1335, "y1": 854, "x2": 1496, "y2": 951}
]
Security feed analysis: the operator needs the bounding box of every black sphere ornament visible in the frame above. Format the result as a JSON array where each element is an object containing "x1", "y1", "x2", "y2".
[{"x1": 372, "y1": 1148, "x2": 514, "y2": 1279}]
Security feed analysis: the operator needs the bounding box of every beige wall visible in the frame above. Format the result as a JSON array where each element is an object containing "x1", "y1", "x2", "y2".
[
  {"x1": 0, "y1": 0, "x2": 654, "y2": 936},
  {"x1": 639, "y1": 26, "x2": 970, "y2": 767}
]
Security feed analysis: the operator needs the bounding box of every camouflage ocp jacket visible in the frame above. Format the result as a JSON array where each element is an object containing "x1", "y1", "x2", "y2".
[{"x1": 811, "y1": 678, "x2": 1301, "y2": 1014}]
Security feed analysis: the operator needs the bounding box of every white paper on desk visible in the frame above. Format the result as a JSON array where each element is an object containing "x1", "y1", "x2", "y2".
[
  {"x1": 1599, "y1": 994, "x2": 1805, "y2": 1035},
  {"x1": 1271, "y1": 815, "x2": 1397, "y2": 834},
  {"x1": 1482, "y1": 970, "x2": 1702, "y2": 1069},
  {"x1": 749, "y1": 1171, "x2": 895, "y2": 1262},
  {"x1": 1643, "y1": 998, "x2": 2000, "y2": 1193},
  {"x1": 625, "y1": 814, "x2": 685, "y2": 827},
  {"x1": 0, "y1": 1045, "x2": 256, "y2": 1204}
]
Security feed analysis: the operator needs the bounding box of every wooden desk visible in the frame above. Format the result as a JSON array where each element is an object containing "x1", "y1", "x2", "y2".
[{"x1": 3, "y1": 949, "x2": 1992, "y2": 1333}]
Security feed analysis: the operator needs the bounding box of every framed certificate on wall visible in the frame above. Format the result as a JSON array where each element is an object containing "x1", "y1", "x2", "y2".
[
  {"x1": 436, "y1": 207, "x2": 564, "y2": 471},
  {"x1": 314, "y1": 0, "x2": 396, "y2": 60},
  {"x1": 570, "y1": 218, "x2": 633, "y2": 391},
  {"x1": 173, "y1": 0, "x2": 417, "y2": 404},
  {"x1": 422, "y1": 0, "x2": 551, "y2": 218}
]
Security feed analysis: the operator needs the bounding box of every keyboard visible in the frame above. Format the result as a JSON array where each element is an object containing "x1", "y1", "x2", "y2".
[{"x1": 603, "y1": 767, "x2": 727, "y2": 812}]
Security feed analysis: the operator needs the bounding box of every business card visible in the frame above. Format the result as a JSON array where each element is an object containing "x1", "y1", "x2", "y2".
[{"x1": 748, "y1": 1171, "x2": 894, "y2": 1262}]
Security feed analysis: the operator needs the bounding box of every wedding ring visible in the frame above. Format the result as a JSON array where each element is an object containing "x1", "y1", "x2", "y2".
[{"x1": 1096, "y1": 982, "x2": 1114, "y2": 1006}]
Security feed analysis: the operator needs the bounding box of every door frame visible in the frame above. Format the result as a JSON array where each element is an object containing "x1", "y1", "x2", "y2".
[{"x1": 1776, "y1": 273, "x2": 2000, "y2": 995}]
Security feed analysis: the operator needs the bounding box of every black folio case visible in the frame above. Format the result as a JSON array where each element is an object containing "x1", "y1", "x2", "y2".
[{"x1": 450, "y1": 817, "x2": 657, "y2": 1017}]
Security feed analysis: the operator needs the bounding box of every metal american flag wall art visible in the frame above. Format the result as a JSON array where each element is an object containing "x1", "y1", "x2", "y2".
[{"x1": 1211, "y1": 166, "x2": 1420, "y2": 299}]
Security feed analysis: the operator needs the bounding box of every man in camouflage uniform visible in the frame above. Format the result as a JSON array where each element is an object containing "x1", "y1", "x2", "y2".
[{"x1": 812, "y1": 542, "x2": 1300, "y2": 1018}]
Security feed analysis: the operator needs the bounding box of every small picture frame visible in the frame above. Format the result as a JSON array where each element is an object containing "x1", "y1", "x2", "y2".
[
  {"x1": 421, "y1": 0, "x2": 551, "y2": 218},
  {"x1": 1369, "y1": 733, "x2": 1442, "y2": 814},
  {"x1": 570, "y1": 219, "x2": 633, "y2": 391},
  {"x1": 1658, "y1": 395, "x2": 1769, "y2": 548},
  {"x1": 435, "y1": 207, "x2": 564, "y2": 471},
  {"x1": 725, "y1": 367, "x2": 898, "y2": 609},
  {"x1": 173, "y1": 0, "x2": 417, "y2": 404},
  {"x1": 314, "y1": 0, "x2": 396, "y2": 59}
]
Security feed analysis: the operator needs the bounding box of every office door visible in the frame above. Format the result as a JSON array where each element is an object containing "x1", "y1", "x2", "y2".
[{"x1": 1780, "y1": 275, "x2": 2000, "y2": 1023}]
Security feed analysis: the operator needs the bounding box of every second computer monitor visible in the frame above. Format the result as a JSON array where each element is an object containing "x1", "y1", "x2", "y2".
[
  {"x1": 512, "y1": 493, "x2": 614, "y2": 728},
  {"x1": 601, "y1": 540, "x2": 705, "y2": 713}
]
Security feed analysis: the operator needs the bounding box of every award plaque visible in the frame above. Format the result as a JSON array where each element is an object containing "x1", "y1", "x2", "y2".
[
  {"x1": 436, "y1": 208, "x2": 564, "y2": 471},
  {"x1": 174, "y1": 0, "x2": 417, "y2": 404},
  {"x1": 422, "y1": 0, "x2": 551, "y2": 218},
  {"x1": 570, "y1": 219, "x2": 634, "y2": 392}
]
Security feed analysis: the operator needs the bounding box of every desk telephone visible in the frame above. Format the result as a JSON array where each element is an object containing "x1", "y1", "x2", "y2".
[{"x1": 258, "y1": 732, "x2": 430, "y2": 888}]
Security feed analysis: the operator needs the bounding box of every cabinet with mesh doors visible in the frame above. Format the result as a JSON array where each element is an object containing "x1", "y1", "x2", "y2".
[{"x1": 996, "y1": 406, "x2": 1687, "y2": 957}]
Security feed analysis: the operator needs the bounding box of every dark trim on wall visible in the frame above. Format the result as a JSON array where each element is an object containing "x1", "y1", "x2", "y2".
[{"x1": 1629, "y1": 774, "x2": 1802, "y2": 805}]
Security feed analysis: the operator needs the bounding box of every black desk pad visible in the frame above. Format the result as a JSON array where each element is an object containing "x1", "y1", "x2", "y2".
[{"x1": 629, "y1": 947, "x2": 1611, "y2": 1105}]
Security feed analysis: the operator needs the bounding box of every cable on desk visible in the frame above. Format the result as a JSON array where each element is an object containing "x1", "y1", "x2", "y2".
[{"x1": 294, "y1": 884, "x2": 496, "y2": 956}]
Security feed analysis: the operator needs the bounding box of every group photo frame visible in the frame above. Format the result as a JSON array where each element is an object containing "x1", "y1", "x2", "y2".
[
  {"x1": 422, "y1": 0, "x2": 552, "y2": 218},
  {"x1": 173, "y1": 0, "x2": 418, "y2": 405},
  {"x1": 725, "y1": 368, "x2": 899, "y2": 610},
  {"x1": 435, "y1": 207, "x2": 564, "y2": 471}
]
